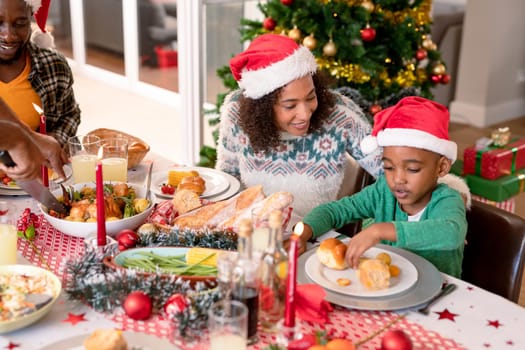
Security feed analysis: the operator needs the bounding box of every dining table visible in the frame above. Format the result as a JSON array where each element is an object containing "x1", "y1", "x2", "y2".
[{"x1": 1, "y1": 152, "x2": 524, "y2": 350}]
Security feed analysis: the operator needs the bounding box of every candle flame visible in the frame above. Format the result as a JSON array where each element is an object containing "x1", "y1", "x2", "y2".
[
  {"x1": 32, "y1": 103, "x2": 43, "y2": 115},
  {"x1": 293, "y1": 222, "x2": 304, "y2": 238}
]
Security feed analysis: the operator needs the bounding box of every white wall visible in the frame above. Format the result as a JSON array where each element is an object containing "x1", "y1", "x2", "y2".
[{"x1": 450, "y1": 0, "x2": 525, "y2": 127}]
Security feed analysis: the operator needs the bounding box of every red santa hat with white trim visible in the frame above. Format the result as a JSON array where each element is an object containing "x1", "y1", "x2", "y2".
[
  {"x1": 25, "y1": 0, "x2": 54, "y2": 49},
  {"x1": 360, "y1": 96, "x2": 457, "y2": 162},
  {"x1": 229, "y1": 34, "x2": 318, "y2": 99}
]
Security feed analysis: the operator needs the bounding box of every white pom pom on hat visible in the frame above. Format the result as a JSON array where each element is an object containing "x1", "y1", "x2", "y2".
[
  {"x1": 229, "y1": 34, "x2": 318, "y2": 99},
  {"x1": 360, "y1": 96, "x2": 457, "y2": 162},
  {"x1": 25, "y1": 0, "x2": 54, "y2": 49}
]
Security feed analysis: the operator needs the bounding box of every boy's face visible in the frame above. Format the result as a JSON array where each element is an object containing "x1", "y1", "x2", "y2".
[{"x1": 382, "y1": 146, "x2": 451, "y2": 215}]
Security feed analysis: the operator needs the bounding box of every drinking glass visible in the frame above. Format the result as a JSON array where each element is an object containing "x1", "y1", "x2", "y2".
[
  {"x1": 208, "y1": 300, "x2": 248, "y2": 350},
  {"x1": 217, "y1": 252, "x2": 237, "y2": 299},
  {"x1": 68, "y1": 135, "x2": 101, "y2": 183},
  {"x1": 0, "y1": 201, "x2": 17, "y2": 265},
  {"x1": 100, "y1": 138, "x2": 128, "y2": 182},
  {"x1": 251, "y1": 207, "x2": 271, "y2": 259}
]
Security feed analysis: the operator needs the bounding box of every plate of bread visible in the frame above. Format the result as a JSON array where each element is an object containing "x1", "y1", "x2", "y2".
[
  {"x1": 151, "y1": 166, "x2": 230, "y2": 199},
  {"x1": 306, "y1": 238, "x2": 418, "y2": 298}
]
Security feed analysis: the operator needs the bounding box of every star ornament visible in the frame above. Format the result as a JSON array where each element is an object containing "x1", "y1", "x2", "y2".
[
  {"x1": 6, "y1": 342, "x2": 20, "y2": 349},
  {"x1": 62, "y1": 312, "x2": 87, "y2": 325},
  {"x1": 435, "y1": 308, "x2": 459, "y2": 321},
  {"x1": 487, "y1": 319, "x2": 503, "y2": 328}
]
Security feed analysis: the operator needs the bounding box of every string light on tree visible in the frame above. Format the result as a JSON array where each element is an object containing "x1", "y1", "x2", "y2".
[{"x1": 303, "y1": 33, "x2": 317, "y2": 50}]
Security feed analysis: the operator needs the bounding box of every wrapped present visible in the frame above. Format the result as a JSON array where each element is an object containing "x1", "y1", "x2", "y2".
[
  {"x1": 465, "y1": 170, "x2": 525, "y2": 202},
  {"x1": 471, "y1": 194, "x2": 516, "y2": 213},
  {"x1": 463, "y1": 138, "x2": 525, "y2": 180}
]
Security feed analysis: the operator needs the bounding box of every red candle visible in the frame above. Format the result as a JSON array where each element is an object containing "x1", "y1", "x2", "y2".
[
  {"x1": 284, "y1": 221, "x2": 303, "y2": 327},
  {"x1": 34, "y1": 104, "x2": 49, "y2": 187},
  {"x1": 95, "y1": 162, "x2": 107, "y2": 246}
]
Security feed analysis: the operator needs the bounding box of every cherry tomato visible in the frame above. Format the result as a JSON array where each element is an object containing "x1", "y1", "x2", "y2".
[{"x1": 161, "y1": 184, "x2": 175, "y2": 195}]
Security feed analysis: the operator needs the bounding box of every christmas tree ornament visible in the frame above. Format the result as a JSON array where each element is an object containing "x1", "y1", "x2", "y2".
[
  {"x1": 370, "y1": 104, "x2": 382, "y2": 115},
  {"x1": 164, "y1": 293, "x2": 188, "y2": 315},
  {"x1": 303, "y1": 34, "x2": 317, "y2": 50},
  {"x1": 288, "y1": 26, "x2": 302, "y2": 41},
  {"x1": 380, "y1": 329, "x2": 413, "y2": 350},
  {"x1": 263, "y1": 17, "x2": 277, "y2": 31},
  {"x1": 124, "y1": 291, "x2": 152, "y2": 320},
  {"x1": 281, "y1": 0, "x2": 294, "y2": 5},
  {"x1": 361, "y1": 0, "x2": 375, "y2": 12},
  {"x1": 431, "y1": 74, "x2": 442, "y2": 84},
  {"x1": 431, "y1": 63, "x2": 446, "y2": 75},
  {"x1": 406, "y1": 62, "x2": 415, "y2": 71},
  {"x1": 440, "y1": 73, "x2": 451, "y2": 84},
  {"x1": 360, "y1": 26, "x2": 376, "y2": 42},
  {"x1": 116, "y1": 229, "x2": 140, "y2": 251},
  {"x1": 422, "y1": 37, "x2": 437, "y2": 51},
  {"x1": 323, "y1": 39, "x2": 337, "y2": 56},
  {"x1": 415, "y1": 48, "x2": 427, "y2": 61}
]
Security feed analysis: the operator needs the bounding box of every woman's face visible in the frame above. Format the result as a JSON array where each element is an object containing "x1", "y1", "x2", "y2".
[
  {"x1": 0, "y1": 0, "x2": 31, "y2": 64},
  {"x1": 273, "y1": 75, "x2": 318, "y2": 136}
]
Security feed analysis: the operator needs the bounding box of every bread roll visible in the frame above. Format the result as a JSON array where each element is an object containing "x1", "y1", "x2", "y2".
[
  {"x1": 316, "y1": 238, "x2": 348, "y2": 270},
  {"x1": 84, "y1": 329, "x2": 128, "y2": 350},
  {"x1": 172, "y1": 189, "x2": 202, "y2": 214},
  {"x1": 357, "y1": 258, "x2": 391, "y2": 290},
  {"x1": 177, "y1": 181, "x2": 205, "y2": 195}
]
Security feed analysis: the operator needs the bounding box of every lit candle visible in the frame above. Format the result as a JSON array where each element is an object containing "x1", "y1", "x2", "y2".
[
  {"x1": 33, "y1": 103, "x2": 48, "y2": 187},
  {"x1": 284, "y1": 221, "x2": 303, "y2": 328},
  {"x1": 95, "y1": 162, "x2": 107, "y2": 246}
]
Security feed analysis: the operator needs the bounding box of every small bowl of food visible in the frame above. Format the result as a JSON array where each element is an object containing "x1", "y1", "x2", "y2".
[
  {"x1": 0, "y1": 265, "x2": 61, "y2": 334},
  {"x1": 103, "y1": 246, "x2": 233, "y2": 287},
  {"x1": 39, "y1": 182, "x2": 154, "y2": 238}
]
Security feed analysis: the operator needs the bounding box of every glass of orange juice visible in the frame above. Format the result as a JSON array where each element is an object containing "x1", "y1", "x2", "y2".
[
  {"x1": 68, "y1": 135, "x2": 101, "y2": 183},
  {"x1": 100, "y1": 138, "x2": 128, "y2": 182}
]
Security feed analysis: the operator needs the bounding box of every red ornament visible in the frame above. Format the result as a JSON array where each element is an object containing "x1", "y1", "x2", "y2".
[
  {"x1": 287, "y1": 333, "x2": 317, "y2": 350},
  {"x1": 116, "y1": 229, "x2": 139, "y2": 251},
  {"x1": 415, "y1": 48, "x2": 427, "y2": 61},
  {"x1": 164, "y1": 293, "x2": 188, "y2": 315},
  {"x1": 370, "y1": 104, "x2": 382, "y2": 115},
  {"x1": 281, "y1": 0, "x2": 294, "y2": 5},
  {"x1": 381, "y1": 329, "x2": 413, "y2": 350},
  {"x1": 263, "y1": 17, "x2": 276, "y2": 31},
  {"x1": 124, "y1": 291, "x2": 152, "y2": 320},
  {"x1": 440, "y1": 73, "x2": 451, "y2": 84},
  {"x1": 431, "y1": 74, "x2": 442, "y2": 84},
  {"x1": 360, "y1": 27, "x2": 376, "y2": 42}
]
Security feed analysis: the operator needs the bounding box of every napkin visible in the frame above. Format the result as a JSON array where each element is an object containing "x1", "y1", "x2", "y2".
[{"x1": 296, "y1": 284, "x2": 333, "y2": 323}]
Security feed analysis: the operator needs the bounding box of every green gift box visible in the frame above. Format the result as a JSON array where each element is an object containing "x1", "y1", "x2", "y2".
[{"x1": 449, "y1": 160, "x2": 524, "y2": 201}]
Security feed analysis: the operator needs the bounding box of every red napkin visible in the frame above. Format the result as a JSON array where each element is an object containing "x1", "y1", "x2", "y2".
[{"x1": 295, "y1": 284, "x2": 333, "y2": 323}]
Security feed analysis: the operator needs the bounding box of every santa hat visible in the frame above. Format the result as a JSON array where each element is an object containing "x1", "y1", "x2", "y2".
[
  {"x1": 360, "y1": 96, "x2": 457, "y2": 162},
  {"x1": 230, "y1": 34, "x2": 318, "y2": 99},
  {"x1": 25, "y1": 0, "x2": 54, "y2": 49}
]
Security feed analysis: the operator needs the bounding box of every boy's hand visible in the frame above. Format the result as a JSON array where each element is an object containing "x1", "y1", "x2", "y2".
[{"x1": 345, "y1": 222, "x2": 396, "y2": 269}]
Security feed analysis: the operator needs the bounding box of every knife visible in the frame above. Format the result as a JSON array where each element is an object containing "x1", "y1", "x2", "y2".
[{"x1": 0, "y1": 150, "x2": 68, "y2": 214}]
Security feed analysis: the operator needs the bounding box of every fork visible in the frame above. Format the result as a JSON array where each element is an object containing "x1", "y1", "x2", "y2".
[{"x1": 417, "y1": 283, "x2": 457, "y2": 315}]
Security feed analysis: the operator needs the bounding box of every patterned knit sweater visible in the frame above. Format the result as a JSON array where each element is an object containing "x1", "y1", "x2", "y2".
[
  {"x1": 303, "y1": 176, "x2": 467, "y2": 277},
  {"x1": 216, "y1": 90, "x2": 383, "y2": 223}
]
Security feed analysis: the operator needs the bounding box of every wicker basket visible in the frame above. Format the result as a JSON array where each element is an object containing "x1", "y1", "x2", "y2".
[{"x1": 86, "y1": 128, "x2": 150, "y2": 169}]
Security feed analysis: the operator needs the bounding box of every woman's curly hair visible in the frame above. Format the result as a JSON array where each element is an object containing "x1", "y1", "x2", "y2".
[{"x1": 238, "y1": 72, "x2": 336, "y2": 153}]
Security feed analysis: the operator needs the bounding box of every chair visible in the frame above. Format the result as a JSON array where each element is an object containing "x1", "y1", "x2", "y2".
[
  {"x1": 462, "y1": 200, "x2": 525, "y2": 303},
  {"x1": 335, "y1": 153, "x2": 374, "y2": 237}
]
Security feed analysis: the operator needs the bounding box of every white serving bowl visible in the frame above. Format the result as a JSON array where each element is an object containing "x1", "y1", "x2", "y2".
[{"x1": 39, "y1": 182, "x2": 154, "y2": 238}]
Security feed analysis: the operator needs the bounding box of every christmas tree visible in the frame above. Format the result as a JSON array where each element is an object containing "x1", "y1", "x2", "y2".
[{"x1": 199, "y1": 0, "x2": 449, "y2": 167}]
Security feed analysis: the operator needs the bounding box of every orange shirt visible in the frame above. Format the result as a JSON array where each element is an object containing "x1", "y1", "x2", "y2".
[{"x1": 0, "y1": 55, "x2": 42, "y2": 131}]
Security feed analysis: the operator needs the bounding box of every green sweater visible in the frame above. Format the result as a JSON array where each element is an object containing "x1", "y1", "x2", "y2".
[{"x1": 303, "y1": 176, "x2": 467, "y2": 277}]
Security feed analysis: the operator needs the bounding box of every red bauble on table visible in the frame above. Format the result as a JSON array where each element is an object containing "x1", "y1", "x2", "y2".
[
  {"x1": 415, "y1": 48, "x2": 427, "y2": 61},
  {"x1": 281, "y1": 0, "x2": 294, "y2": 5},
  {"x1": 164, "y1": 293, "x2": 188, "y2": 315},
  {"x1": 124, "y1": 291, "x2": 152, "y2": 320},
  {"x1": 263, "y1": 17, "x2": 276, "y2": 31},
  {"x1": 360, "y1": 27, "x2": 376, "y2": 42},
  {"x1": 116, "y1": 229, "x2": 140, "y2": 251},
  {"x1": 381, "y1": 329, "x2": 413, "y2": 350}
]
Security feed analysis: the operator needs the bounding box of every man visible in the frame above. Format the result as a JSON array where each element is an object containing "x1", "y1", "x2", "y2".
[
  {"x1": 0, "y1": 97, "x2": 67, "y2": 180},
  {"x1": 0, "y1": 0, "x2": 80, "y2": 146}
]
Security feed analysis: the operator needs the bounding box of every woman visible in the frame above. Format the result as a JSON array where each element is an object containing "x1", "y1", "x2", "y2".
[{"x1": 216, "y1": 34, "x2": 383, "y2": 223}]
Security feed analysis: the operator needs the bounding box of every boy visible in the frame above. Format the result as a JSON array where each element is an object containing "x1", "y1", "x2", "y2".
[{"x1": 301, "y1": 96, "x2": 467, "y2": 277}]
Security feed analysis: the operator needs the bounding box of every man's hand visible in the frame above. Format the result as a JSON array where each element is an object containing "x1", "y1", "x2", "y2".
[{"x1": 33, "y1": 133, "x2": 68, "y2": 179}]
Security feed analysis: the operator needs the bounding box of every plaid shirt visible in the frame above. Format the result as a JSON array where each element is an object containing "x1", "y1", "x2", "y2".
[{"x1": 27, "y1": 42, "x2": 80, "y2": 146}]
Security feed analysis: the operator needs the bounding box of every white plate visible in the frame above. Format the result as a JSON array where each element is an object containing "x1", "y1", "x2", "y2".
[
  {"x1": 39, "y1": 331, "x2": 179, "y2": 350},
  {"x1": 0, "y1": 165, "x2": 72, "y2": 191},
  {"x1": 298, "y1": 243, "x2": 443, "y2": 311},
  {"x1": 0, "y1": 265, "x2": 61, "y2": 334},
  {"x1": 151, "y1": 166, "x2": 230, "y2": 199},
  {"x1": 305, "y1": 246, "x2": 418, "y2": 298},
  {"x1": 205, "y1": 171, "x2": 241, "y2": 202}
]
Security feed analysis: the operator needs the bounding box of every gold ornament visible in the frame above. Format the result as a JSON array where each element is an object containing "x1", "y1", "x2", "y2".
[
  {"x1": 431, "y1": 63, "x2": 446, "y2": 75},
  {"x1": 303, "y1": 34, "x2": 317, "y2": 50},
  {"x1": 384, "y1": 57, "x2": 392, "y2": 64},
  {"x1": 491, "y1": 127, "x2": 511, "y2": 147},
  {"x1": 288, "y1": 26, "x2": 302, "y2": 41},
  {"x1": 422, "y1": 37, "x2": 436, "y2": 51},
  {"x1": 323, "y1": 39, "x2": 337, "y2": 56},
  {"x1": 361, "y1": 0, "x2": 375, "y2": 12}
]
